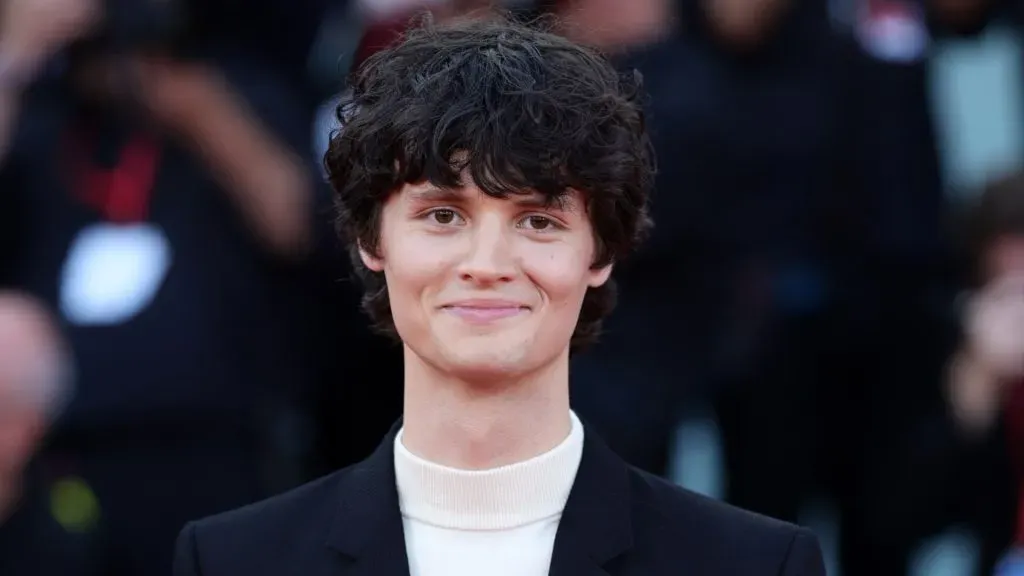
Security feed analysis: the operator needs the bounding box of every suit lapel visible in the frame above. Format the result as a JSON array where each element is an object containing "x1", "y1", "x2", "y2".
[
  {"x1": 325, "y1": 421, "x2": 411, "y2": 576},
  {"x1": 549, "y1": 425, "x2": 634, "y2": 576}
]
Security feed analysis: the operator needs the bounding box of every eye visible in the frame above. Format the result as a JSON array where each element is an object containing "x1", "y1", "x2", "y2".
[
  {"x1": 518, "y1": 214, "x2": 558, "y2": 231},
  {"x1": 427, "y1": 208, "x2": 464, "y2": 226}
]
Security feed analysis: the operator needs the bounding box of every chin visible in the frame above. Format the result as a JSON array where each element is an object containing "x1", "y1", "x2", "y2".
[{"x1": 439, "y1": 341, "x2": 535, "y2": 384}]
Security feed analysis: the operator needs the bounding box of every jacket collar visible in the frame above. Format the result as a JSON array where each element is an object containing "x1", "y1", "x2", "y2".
[{"x1": 325, "y1": 417, "x2": 633, "y2": 575}]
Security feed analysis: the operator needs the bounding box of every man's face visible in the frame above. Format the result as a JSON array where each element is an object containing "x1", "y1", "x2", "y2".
[{"x1": 362, "y1": 180, "x2": 611, "y2": 383}]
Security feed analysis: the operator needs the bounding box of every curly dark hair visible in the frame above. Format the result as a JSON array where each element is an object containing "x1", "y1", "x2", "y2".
[{"x1": 325, "y1": 13, "x2": 655, "y2": 351}]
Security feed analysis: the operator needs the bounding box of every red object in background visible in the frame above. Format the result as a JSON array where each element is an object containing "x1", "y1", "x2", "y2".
[
  {"x1": 63, "y1": 132, "x2": 162, "y2": 224},
  {"x1": 1007, "y1": 379, "x2": 1024, "y2": 544}
]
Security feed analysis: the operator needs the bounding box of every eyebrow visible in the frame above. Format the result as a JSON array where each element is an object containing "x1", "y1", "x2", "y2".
[
  {"x1": 409, "y1": 186, "x2": 576, "y2": 211},
  {"x1": 408, "y1": 187, "x2": 465, "y2": 203}
]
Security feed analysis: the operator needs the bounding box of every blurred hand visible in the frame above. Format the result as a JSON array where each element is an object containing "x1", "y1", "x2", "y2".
[
  {"x1": 965, "y1": 273, "x2": 1024, "y2": 380},
  {"x1": 0, "y1": 402, "x2": 43, "y2": 521},
  {"x1": 948, "y1": 352, "x2": 1007, "y2": 436},
  {"x1": 126, "y1": 55, "x2": 312, "y2": 256},
  {"x1": 949, "y1": 274, "x2": 1024, "y2": 435},
  {"x1": 128, "y1": 56, "x2": 229, "y2": 133},
  {"x1": 0, "y1": 0, "x2": 101, "y2": 78},
  {"x1": 703, "y1": 0, "x2": 791, "y2": 48},
  {"x1": 0, "y1": 293, "x2": 65, "y2": 522}
]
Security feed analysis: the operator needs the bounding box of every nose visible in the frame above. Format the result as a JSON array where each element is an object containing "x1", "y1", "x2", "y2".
[{"x1": 456, "y1": 214, "x2": 517, "y2": 284}]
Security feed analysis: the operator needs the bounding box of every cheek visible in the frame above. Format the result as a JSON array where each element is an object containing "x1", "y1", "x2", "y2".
[
  {"x1": 382, "y1": 231, "x2": 453, "y2": 298},
  {"x1": 524, "y1": 246, "x2": 593, "y2": 306}
]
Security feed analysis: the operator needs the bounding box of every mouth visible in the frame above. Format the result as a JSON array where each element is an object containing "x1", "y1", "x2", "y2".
[{"x1": 440, "y1": 301, "x2": 530, "y2": 323}]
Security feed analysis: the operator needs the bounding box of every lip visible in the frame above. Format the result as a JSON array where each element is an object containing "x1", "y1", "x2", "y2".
[{"x1": 440, "y1": 299, "x2": 530, "y2": 323}]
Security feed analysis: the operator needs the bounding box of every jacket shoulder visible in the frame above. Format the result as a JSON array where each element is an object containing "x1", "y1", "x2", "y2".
[
  {"x1": 177, "y1": 467, "x2": 350, "y2": 573},
  {"x1": 626, "y1": 467, "x2": 823, "y2": 574}
]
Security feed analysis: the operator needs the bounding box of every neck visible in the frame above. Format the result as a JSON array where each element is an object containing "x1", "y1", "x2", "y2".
[{"x1": 400, "y1": 347, "x2": 572, "y2": 470}]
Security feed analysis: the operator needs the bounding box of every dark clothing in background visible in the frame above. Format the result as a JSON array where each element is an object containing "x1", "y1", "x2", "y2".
[
  {"x1": 686, "y1": 0, "x2": 842, "y2": 542},
  {"x1": 0, "y1": 419, "x2": 262, "y2": 576},
  {"x1": 0, "y1": 52, "x2": 318, "y2": 576},
  {"x1": 188, "y1": 0, "x2": 331, "y2": 87},
  {"x1": 671, "y1": 2, "x2": 838, "y2": 252},
  {"x1": 1006, "y1": 380, "x2": 1024, "y2": 545},
  {"x1": 0, "y1": 54, "x2": 313, "y2": 429},
  {"x1": 820, "y1": 2, "x2": 962, "y2": 572}
]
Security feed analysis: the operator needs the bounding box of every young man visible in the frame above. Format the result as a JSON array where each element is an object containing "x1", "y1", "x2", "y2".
[{"x1": 173, "y1": 14, "x2": 825, "y2": 576}]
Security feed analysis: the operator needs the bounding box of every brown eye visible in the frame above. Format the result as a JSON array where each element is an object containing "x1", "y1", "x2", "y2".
[
  {"x1": 432, "y1": 209, "x2": 457, "y2": 225},
  {"x1": 524, "y1": 215, "x2": 552, "y2": 230}
]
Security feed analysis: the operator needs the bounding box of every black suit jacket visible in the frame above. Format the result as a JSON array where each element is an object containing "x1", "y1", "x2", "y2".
[{"x1": 173, "y1": 422, "x2": 826, "y2": 575}]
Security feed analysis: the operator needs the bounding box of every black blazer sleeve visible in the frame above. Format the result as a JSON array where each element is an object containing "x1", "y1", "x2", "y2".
[
  {"x1": 173, "y1": 522, "x2": 203, "y2": 576},
  {"x1": 779, "y1": 529, "x2": 826, "y2": 576}
]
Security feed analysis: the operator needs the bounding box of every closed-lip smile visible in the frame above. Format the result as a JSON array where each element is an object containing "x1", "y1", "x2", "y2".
[{"x1": 440, "y1": 299, "x2": 530, "y2": 322}]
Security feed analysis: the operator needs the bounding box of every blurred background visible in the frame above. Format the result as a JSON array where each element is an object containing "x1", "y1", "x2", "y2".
[{"x1": 0, "y1": 0, "x2": 1023, "y2": 574}]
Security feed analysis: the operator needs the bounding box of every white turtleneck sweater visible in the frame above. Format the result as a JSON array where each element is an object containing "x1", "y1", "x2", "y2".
[{"x1": 393, "y1": 412, "x2": 584, "y2": 576}]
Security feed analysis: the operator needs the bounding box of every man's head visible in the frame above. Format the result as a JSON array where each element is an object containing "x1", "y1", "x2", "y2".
[
  {"x1": 0, "y1": 293, "x2": 72, "y2": 518},
  {"x1": 327, "y1": 14, "x2": 653, "y2": 383}
]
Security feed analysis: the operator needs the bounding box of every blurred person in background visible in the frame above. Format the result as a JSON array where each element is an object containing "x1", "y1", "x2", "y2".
[
  {"x1": 946, "y1": 171, "x2": 1024, "y2": 574},
  {"x1": 819, "y1": 0, "x2": 948, "y2": 571},
  {"x1": 675, "y1": 0, "x2": 839, "y2": 530},
  {"x1": 0, "y1": 0, "x2": 328, "y2": 573},
  {"x1": 824, "y1": 0, "x2": 1008, "y2": 573}
]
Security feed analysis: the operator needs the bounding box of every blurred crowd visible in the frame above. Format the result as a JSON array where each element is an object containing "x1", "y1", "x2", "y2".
[{"x1": 0, "y1": 0, "x2": 1023, "y2": 574}]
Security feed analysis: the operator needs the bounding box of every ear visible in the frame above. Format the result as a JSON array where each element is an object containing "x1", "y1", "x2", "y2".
[
  {"x1": 587, "y1": 263, "x2": 613, "y2": 288},
  {"x1": 358, "y1": 244, "x2": 385, "y2": 272}
]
